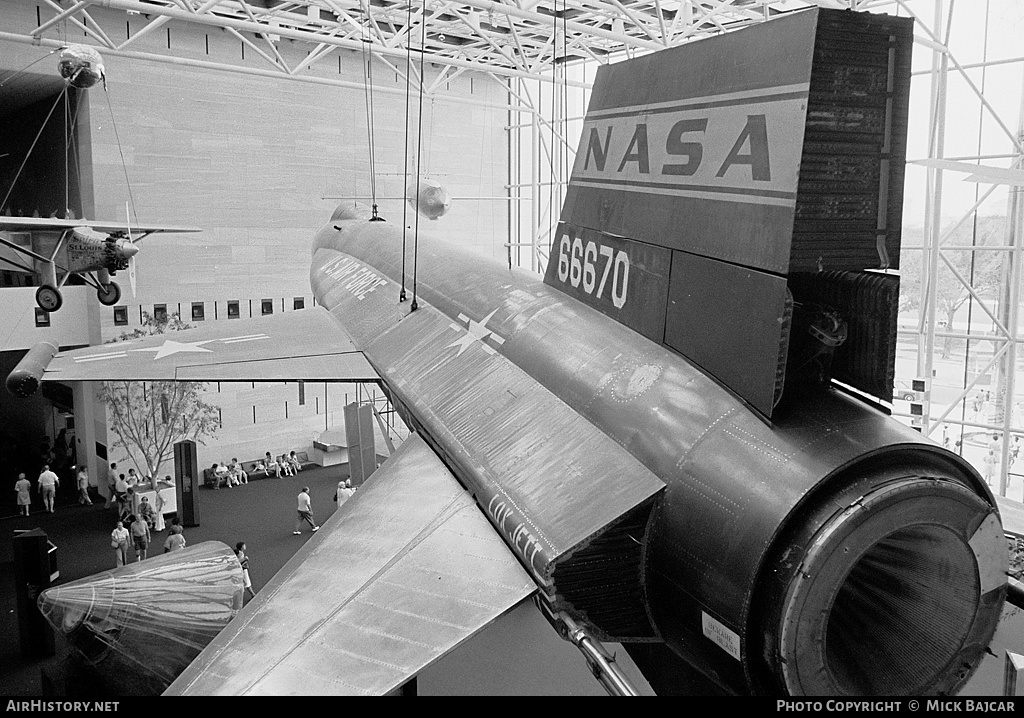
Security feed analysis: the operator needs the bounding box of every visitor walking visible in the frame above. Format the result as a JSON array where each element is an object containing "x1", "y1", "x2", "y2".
[
  {"x1": 105, "y1": 463, "x2": 118, "y2": 509},
  {"x1": 14, "y1": 473, "x2": 31, "y2": 516},
  {"x1": 76, "y1": 465, "x2": 93, "y2": 505},
  {"x1": 114, "y1": 474, "x2": 129, "y2": 519},
  {"x1": 235, "y1": 542, "x2": 256, "y2": 600},
  {"x1": 163, "y1": 525, "x2": 186, "y2": 553},
  {"x1": 335, "y1": 479, "x2": 355, "y2": 512},
  {"x1": 293, "y1": 487, "x2": 320, "y2": 535},
  {"x1": 130, "y1": 513, "x2": 151, "y2": 561},
  {"x1": 111, "y1": 520, "x2": 130, "y2": 567},
  {"x1": 38, "y1": 464, "x2": 59, "y2": 513}
]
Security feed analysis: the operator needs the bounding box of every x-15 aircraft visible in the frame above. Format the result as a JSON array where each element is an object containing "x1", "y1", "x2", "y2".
[
  {"x1": 0, "y1": 216, "x2": 199, "y2": 312},
  {"x1": 7, "y1": 9, "x2": 1010, "y2": 696}
]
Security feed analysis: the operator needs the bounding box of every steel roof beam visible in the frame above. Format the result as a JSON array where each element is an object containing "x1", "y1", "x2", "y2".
[
  {"x1": 87, "y1": 0, "x2": 591, "y2": 85},
  {"x1": 0, "y1": 29, "x2": 525, "y2": 109},
  {"x1": 419, "y1": 0, "x2": 664, "y2": 50}
]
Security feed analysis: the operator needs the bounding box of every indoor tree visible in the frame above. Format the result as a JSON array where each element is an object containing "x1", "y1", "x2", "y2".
[{"x1": 99, "y1": 312, "x2": 220, "y2": 486}]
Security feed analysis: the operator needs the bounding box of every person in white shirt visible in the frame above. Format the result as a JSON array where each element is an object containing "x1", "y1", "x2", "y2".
[
  {"x1": 111, "y1": 520, "x2": 130, "y2": 567},
  {"x1": 293, "y1": 487, "x2": 319, "y2": 535},
  {"x1": 335, "y1": 479, "x2": 355, "y2": 512},
  {"x1": 279, "y1": 454, "x2": 295, "y2": 477},
  {"x1": 265, "y1": 452, "x2": 281, "y2": 478},
  {"x1": 38, "y1": 464, "x2": 59, "y2": 513},
  {"x1": 114, "y1": 474, "x2": 129, "y2": 518},
  {"x1": 213, "y1": 462, "x2": 231, "y2": 488}
]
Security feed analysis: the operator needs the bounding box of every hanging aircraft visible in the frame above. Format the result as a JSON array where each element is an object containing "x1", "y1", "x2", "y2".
[
  {"x1": 0, "y1": 44, "x2": 199, "y2": 313},
  {"x1": 0, "y1": 216, "x2": 200, "y2": 312},
  {"x1": 6, "y1": 8, "x2": 1011, "y2": 696}
]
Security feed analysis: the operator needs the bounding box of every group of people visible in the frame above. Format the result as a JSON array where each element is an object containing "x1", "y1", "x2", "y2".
[
  {"x1": 255, "y1": 451, "x2": 304, "y2": 479},
  {"x1": 106, "y1": 463, "x2": 172, "y2": 524},
  {"x1": 108, "y1": 518, "x2": 256, "y2": 599},
  {"x1": 210, "y1": 459, "x2": 249, "y2": 489},
  {"x1": 13, "y1": 448, "x2": 338, "y2": 605},
  {"x1": 110, "y1": 514, "x2": 181, "y2": 566},
  {"x1": 292, "y1": 478, "x2": 359, "y2": 535},
  {"x1": 12, "y1": 463, "x2": 92, "y2": 516},
  {"x1": 211, "y1": 451, "x2": 304, "y2": 488}
]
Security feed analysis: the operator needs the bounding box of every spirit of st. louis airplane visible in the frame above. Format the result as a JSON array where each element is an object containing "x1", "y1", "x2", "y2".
[
  {"x1": 7, "y1": 8, "x2": 1013, "y2": 696},
  {"x1": 0, "y1": 216, "x2": 199, "y2": 313}
]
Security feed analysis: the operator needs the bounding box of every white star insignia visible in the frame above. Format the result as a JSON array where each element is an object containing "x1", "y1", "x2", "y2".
[
  {"x1": 447, "y1": 309, "x2": 506, "y2": 356},
  {"x1": 132, "y1": 339, "x2": 215, "y2": 360}
]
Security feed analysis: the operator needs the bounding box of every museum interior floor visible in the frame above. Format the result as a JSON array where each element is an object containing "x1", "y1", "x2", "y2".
[
  {"x1": 0, "y1": 464, "x2": 635, "y2": 697},
  {"x1": 0, "y1": 464, "x2": 347, "y2": 697},
  {"x1": 7, "y1": 464, "x2": 1015, "y2": 697}
]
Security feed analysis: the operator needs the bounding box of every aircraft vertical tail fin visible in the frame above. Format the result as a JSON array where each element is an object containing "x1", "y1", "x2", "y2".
[{"x1": 545, "y1": 8, "x2": 912, "y2": 418}]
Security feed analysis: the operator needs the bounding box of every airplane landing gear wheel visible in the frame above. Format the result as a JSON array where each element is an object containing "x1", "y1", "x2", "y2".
[
  {"x1": 36, "y1": 285, "x2": 63, "y2": 312},
  {"x1": 97, "y1": 281, "x2": 121, "y2": 306}
]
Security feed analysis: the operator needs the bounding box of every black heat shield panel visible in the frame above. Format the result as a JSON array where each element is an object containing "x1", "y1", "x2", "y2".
[
  {"x1": 790, "y1": 11, "x2": 913, "y2": 272},
  {"x1": 664, "y1": 252, "x2": 790, "y2": 417},
  {"x1": 550, "y1": 501, "x2": 660, "y2": 642},
  {"x1": 788, "y1": 270, "x2": 899, "y2": 403}
]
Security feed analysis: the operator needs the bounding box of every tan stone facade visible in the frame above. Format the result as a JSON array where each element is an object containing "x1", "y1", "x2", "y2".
[{"x1": 1, "y1": 0, "x2": 509, "y2": 479}]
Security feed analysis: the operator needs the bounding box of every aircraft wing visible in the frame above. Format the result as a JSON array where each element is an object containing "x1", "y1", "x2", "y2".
[
  {"x1": 165, "y1": 433, "x2": 537, "y2": 696},
  {"x1": 0, "y1": 216, "x2": 200, "y2": 233},
  {"x1": 34, "y1": 307, "x2": 377, "y2": 383},
  {"x1": 910, "y1": 158, "x2": 1024, "y2": 186}
]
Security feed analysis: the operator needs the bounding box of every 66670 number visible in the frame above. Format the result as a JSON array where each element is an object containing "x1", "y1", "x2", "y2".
[{"x1": 556, "y1": 235, "x2": 630, "y2": 308}]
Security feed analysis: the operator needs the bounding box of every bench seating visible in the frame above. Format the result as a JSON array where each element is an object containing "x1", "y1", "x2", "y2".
[{"x1": 202, "y1": 452, "x2": 315, "y2": 487}]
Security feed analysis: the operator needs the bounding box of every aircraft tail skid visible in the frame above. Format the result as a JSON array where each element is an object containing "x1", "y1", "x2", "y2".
[{"x1": 546, "y1": 8, "x2": 912, "y2": 418}]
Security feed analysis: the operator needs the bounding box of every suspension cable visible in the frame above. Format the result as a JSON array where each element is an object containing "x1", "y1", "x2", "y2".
[
  {"x1": 66, "y1": 90, "x2": 84, "y2": 218},
  {"x1": 561, "y1": 0, "x2": 569, "y2": 237},
  {"x1": 361, "y1": 18, "x2": 384, "y2": 223},
  {"x1": 0, "y1": 49, "x2": 60, "y2": 91},
  {"x1": 65, "y1": 88, "x2": 70, "y2": 217},
  {"x1": 548, "y1": 15, "x2": 556, "y2": 264},
  {"x1": 961, "y1": 0, "x2": 991, "y2": 448},
  {"x1": 399, "y1": 0, "x2": 414, "y2": 302},
  {"x1": 104, "y1": 87, "x2": 139, "y2": 226},
  {"x1": 410, "y1": 0, "x2": 427, "y2": 312},
  {"x1": 1, "y1": 85, "x2": 68, "y2": 214}
]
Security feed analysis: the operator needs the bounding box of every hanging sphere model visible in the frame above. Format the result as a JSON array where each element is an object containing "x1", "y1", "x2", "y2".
[{"x1": 58, "y1": 44, "x2": 105, "y2": 89}]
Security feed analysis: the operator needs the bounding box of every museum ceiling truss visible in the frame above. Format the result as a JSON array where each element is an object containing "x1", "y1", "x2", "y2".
[{"x1": 2, "y1": 1, "x2": 897, "y2": 89}]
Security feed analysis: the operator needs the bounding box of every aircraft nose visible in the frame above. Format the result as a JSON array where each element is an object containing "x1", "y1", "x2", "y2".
[{"x1": 120, "y1": 242, "x2": 139, "y2": 259}]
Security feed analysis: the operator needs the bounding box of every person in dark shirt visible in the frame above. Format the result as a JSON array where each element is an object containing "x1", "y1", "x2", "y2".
[
  {"x1": 235, "y1": 542, "x2": 256, "y2": 600},
  {"x1": 130, "y1": 513, "x2": 151, "y2": 561}
]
